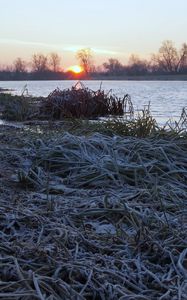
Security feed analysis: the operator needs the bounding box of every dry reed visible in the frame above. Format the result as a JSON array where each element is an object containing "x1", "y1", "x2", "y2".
[{"x1": 40, "y1": 83, "x2": 132, "y2": 119}]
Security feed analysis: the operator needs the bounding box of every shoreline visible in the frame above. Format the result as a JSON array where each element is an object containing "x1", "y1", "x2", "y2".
[{"x1": 1, "y1": 74, "x2": 187, "y2": 81}]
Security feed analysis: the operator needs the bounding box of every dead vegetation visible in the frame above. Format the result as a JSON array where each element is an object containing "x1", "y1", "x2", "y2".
[
  {"x1": 0, "y1": 82, "x2": 133, "y2": 121},
  {"x1": 0, "y1": 93, "x2": 40, "y2": 121},
  {"x1": 40, "y1": 83, "x2": 131, "y2": 119},
  {"x1": 0, "y1": 84, "x2": 187, "y2": 299},
  {"x1": 0, "y1": 122, "x2": 187, "y2": 299}
]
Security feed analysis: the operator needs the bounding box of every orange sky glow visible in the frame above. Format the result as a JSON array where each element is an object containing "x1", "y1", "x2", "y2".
[{"x1": 0, "y1": 0, "x2": 187, "y2": 68}]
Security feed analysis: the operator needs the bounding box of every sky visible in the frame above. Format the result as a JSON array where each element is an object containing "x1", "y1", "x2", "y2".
[{"x1": 0, "y1": 0, "x2": 187, "y2": 69}]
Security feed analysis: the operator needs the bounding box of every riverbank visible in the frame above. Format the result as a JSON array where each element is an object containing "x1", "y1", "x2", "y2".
[
  {"x1": 2, "y1": 74, "x2": 187, "y2": 81},
  {"x1": 92, "y1": 74, "x2": 187, "y2": 81},
  {"x1": 0, "y1": 119, "x2": 187, "y2": 299}
]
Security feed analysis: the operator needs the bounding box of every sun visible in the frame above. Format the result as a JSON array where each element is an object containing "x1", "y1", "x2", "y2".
[{"x1": 67, "y1": 65, "x2": 83, "y2": 74}]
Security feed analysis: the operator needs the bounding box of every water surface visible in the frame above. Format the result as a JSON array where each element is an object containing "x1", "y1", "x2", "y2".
[{"x1": 0, "y1": 80, "x2": 187, "y2": 124}]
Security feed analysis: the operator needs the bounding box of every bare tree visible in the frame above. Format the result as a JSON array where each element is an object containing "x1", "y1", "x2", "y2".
[
  {"x1": 177, "y1": 43, "x2": 187, "y2": 72},
  {"x1": 128, "y1": 55, "x2": 148, "y2": 75},
  {"x1": 103, "y1": 58, "x2": 124, "y2": 75},
  {"x1": 76, "y1": 48, "x2": 93, "y2": 74},
  {"x1": 14, "y1": 57, "x2": 27, "y2": 73},
  {"x1": 32, "y1": 53, "x2": 48, "y2": 72},
  {"x1": 158, "y1": 40, "x2": 178, "y2": 72},
  {"x1": 128, "y1": 54, "x2": 140, "y2": 65},
  {"x1": 152, "y1": 40, "x2": 187, "y2": 73},
  {"x1": 49, "y1": 52, "x2": 61, "y2": 72}
]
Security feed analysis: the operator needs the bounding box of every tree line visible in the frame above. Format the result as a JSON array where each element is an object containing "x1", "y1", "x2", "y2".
[
  {"x1": 101, "y1": 41, "x2": 187, "y2": 77},
  {"x1": 0, "y1": 40, "x2": 187, "y2": 80},
  {"x1": 0, "y1": 52, "x2": 65, "y2": 80}
]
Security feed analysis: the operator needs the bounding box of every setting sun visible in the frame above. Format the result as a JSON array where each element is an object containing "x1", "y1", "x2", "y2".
[{"x1": 67, "y1": 65, "x2": 83, "y2": 74}]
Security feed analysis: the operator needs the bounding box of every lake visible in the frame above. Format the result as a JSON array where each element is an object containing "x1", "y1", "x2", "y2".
[{"x1": 0, "y1": 80, "x2": 187, "y2": 124}]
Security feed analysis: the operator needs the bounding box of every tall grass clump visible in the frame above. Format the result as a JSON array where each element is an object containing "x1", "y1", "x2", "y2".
[
  {"x1": 0, "y1": 93, "x2": 41, "y2": 121},
  {"x1": 100, "y1": 107, "x2": 157, "y2": 137},
  {"x1": 0, "y1": 94, "x2": 32, "y2": 121},
  {"x1": 40, "y1": 82, "x2": 132, "y2": 119}
]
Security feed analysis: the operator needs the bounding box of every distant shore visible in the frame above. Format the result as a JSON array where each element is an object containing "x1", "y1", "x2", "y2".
[
  {"x1": 1, "y1": 74, "x2": 187, "y2": 81},
  {"x1": 91, "y1": 74, "x2": 187, "y2": 81}
]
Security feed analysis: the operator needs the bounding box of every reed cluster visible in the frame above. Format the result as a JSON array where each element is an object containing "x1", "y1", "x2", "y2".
[
  {"x1": 40, "y1": 83, "x2": 131, "y2": 119},
  {"x1": 0, "y1": 85, "x2": 133, "y2": 121}
]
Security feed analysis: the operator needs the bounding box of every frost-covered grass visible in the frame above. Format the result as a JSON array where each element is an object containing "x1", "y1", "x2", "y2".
[
  {"x1": 0, "y1": 124, "x2": 186, "y2": 299},
  {"x1": 0, "y1": 93, "x2": 39, "y2": 121}
]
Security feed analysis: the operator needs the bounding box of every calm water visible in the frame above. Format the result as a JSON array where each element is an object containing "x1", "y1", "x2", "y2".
[{"x1": 1, "y1": 80, "x2": 187, "y2": 124}]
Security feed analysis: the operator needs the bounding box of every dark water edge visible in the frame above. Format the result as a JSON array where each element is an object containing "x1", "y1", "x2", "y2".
[
  {"x1": 93, "y1": 74, "x2": 187, "y2": 81},
  {"x1": 1, "y1": 74, "x2": 187, "y2": 81}
]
